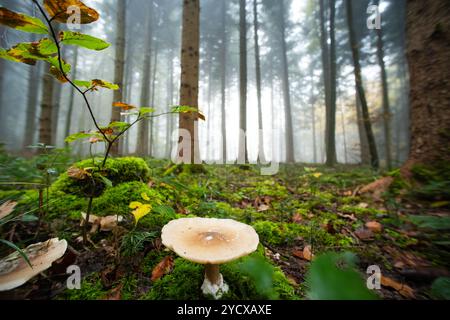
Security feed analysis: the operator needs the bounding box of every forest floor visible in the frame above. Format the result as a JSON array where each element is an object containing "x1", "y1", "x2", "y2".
[{"x1": 0, "y1": 151, "x2": 449, "y2": 300}]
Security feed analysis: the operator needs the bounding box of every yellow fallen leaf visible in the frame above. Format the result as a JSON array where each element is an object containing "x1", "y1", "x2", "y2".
[
  {"x1": 141, "y1": 193, "x2": 150, "y2": 201},
  {"x1": 132, "y1": 204, "x2": 152, "y2": 224},
  {"x1": 129, "y1": 201, "x2": 142, "y2": 209}
]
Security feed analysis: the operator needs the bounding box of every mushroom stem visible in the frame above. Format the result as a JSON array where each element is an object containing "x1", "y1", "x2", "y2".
[{"x1": 204, "y1": 264, "x2": 220, "y2": 284}]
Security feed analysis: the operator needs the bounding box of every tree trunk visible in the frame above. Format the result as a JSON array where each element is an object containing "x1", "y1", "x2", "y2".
[
  {"x1": 165, "y1": 48, "x2": 174, "y2": 159},
  {"x1": 23, "y1": 62, "x2": 41, "y2": 149},
  {"x1": 178, "y1": 0, "x2": 201, "y2": 164},
  {"x1": 149, "y1": 45, "x2": 159, "y2": 158},
  {"x1": 325, "y1": 0, "x2": 337, "y2": 166},
  {"x1": 64, "y1": 47, "x2": 78, "y2": 142},
  {"x1": 110, "y1": 0, "x2": 127, "y2": 156},
  {"x1": 38, "y1": 70, "x2": 55, "y2": 146},
  {"x1": 253, "y1": 0, "x2": 266, "y2": 163},
  {"x1": 137, "y1": 2, "x2": 154, "y2": 157},
  {"x1": 356, "y1": 91, "x2": 370, "y2": 165},
  {"x1": 238, "y1": 0, "x2": 248, "y2": 163},
  {"x1": 404, "y1": 0, "x2": 450, "y2": 167},
  {"x1": 278, "y1": 0, "x2": 295, "y2": 163},
  {"x1": 346, "y1": 0, "x2": 379, "y2": 169},
  {"x1": 220, "y1": 0, "x2": 227, "y2": 163}
]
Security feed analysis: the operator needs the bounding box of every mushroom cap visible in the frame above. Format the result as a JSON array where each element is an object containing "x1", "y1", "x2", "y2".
[
  {"x1": 0, "y1": 238, "x2": 68, "y2": 291},
  {"x1": 161, "y1": 218, "x2": 259, "y2": 265}
]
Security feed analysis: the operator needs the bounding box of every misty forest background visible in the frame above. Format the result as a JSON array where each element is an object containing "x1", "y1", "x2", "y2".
[{"x1": 0, "y1": 0, "x2": 409, "y2": 168}]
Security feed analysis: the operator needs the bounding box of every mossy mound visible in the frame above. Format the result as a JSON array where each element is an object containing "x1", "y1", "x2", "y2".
[
  {"x1": 144, "y1": 252, "x2": 298, "y2": 300},
  {"x1": 51, "y1": 157, "x2": 151, "y2": 197}
]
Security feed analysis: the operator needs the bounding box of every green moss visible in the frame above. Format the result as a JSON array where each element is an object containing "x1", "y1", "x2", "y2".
[
  {"x1": 340, "y1": 205, "x2": 385, "y2": 216},
  {"x1": 60, "y1": 274, "x2": 106, "y2": 300},
  {"x1": 144, "y1": 252, "x2": 298, "y2": 300},
  {"x1": 51, "y1": 157, "x2": 151, "y2": 197},
  {"x1": 252, "y1": 221, "x2": 306, "y2": 246}
]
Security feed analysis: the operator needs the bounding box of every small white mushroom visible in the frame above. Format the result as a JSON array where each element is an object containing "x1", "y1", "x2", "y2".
[
  {"x1": 161, "y1": 217, "x2": 259, "y2": 299},
  {"x1": 0, "y1": 238, "x2": 68, "y2": 291}
]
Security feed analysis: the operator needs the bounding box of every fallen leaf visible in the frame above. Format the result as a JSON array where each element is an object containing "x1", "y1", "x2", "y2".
[
  {"x1": 354, "y1": 228, "x2": 374, "y2": 241},
  {"x1": 359, "y1": 177, "x2": 394, "y2": 201},
  {"x1": 292, "y1": 249, "x2": 303, "y2": 259},
  {"x1": 0, "y1": 201, "x2": 17, "y2": 220},
  {"x1": 381, "y1": 275, "x2": 415, "y2": 299},
  {"x1": 292, "y1": 213, "x2": 303, "y2": 224},
  {"x1": 105, "y1": 283, "x2": 124, "y2": 300},
  {"x1": 151, "y1": 256, "x2": 174, "y2": 282},
  {"x1": 365, "y1": 221, "x2": 383, "y2": 233},
  {"x1": 67, "y1": 166, "x2": 89, "y2": 180},
  {"x1": 303, "y1": 245, "x2": 314, "y2": 261},
  {"x1": 337, "y1": 212, "x2": 357, "y2": 222}
]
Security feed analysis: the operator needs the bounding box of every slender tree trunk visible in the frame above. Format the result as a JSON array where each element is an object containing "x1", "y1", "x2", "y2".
[
  {"x1": 65, "y1": 47, "x2": 78, "y2": 142},
  {"x1": 340, "y1": 103, "x2": 348, "y2": 164},
  {"x1": 220, "y1": 0, "x2": 227, "y2": 162},
  {"x1": 325, "y1": 0, "x2": 337, "y2": 166},
  {"x1": 39, "y1": 70, "x2": 55, "y2": 146},
  {"x1": 206, "y1": 54, "x2": 213, "y2": 160},
  {"x1": 137, "y1": 2, "x2": 153, "y2": 157},
  {"x1": 178, "y1": 0, "x2": 201, "y2": 164},
  {"x1": 346, "y1": 0, "x2": 379, "y2": 169},
  {"x1": 253, "y1": 0, "x2": 266, "y2": 163},
  {"x1": 149, "y1": 45, "x2": 158, "y2": 158},
  {"x1": 111, "y1": 0, "x2": 127, "y2": 156},
  {"x1": 404, "y1": 0, "x2": 450, "y2": 167},
  {"x1": 238, "y1": 0, "x2": 248, "y2": 163},
  {"x1": 278, "y1": 0, "x2": 295, "y2": 163},
  {"x1": 356, "y1": 92, "x2": 370, "y2": 165},
  {"x1": 165, "y1": 48, "x2": 174, "y2": 159},
  {"x1": 23, "y1": 62, "x2": 42, "y2": 149}
]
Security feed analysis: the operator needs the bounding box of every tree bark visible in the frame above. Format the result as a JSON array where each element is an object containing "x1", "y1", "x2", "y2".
[
  {"x1": 238, "y1": 0, "x2": 248, "y2": 163},
  {"x1": 356, "y1": 91, "x2": 371, "y2": 165},
  {"x1": 220, "y1": 0, "x2": 227, "y2": 163},
  {"x1": 278, "y1": 0, "x2": 294, "y2": 163},
  {"x1": 404, "y1": 0, "x2": 450, "y2": 167},
  {"x1": 346, "y1": 0, "x2": 379, "y2": 169},
  {"x1": 64, "y1": 47, "x2": 78, "y2": 142},
  {"x1": 325, "y1": 0, "x2": 337, "y2": 166},
  {"x1": 178, "y1": 0, "x2": 201, "y2": 164},
  {"x1": 110, "y1": 0, "x2": 127, "y2": 156},
  {"x1": 149, "y1": 46, "x2": 159, "y2": 158},
  {"x1": 38, "y1": 70, "x2": 55, "y2": 146},
  {"x1": 23, "y1": 62, "x2": 41, "y2": 149},
  {"x1": 137, "y1": 2, "x2": 154, "y2": 157},
  {"x1": 165, "y1": 48, "x2": 174, "y2": 159},
  {"x1": 253, "y1": 0, "x2": 266, "y2": 163}
]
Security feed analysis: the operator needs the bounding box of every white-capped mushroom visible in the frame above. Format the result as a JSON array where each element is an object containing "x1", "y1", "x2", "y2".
[
  {"x1": 161, "y1": 217, "x2": 259, "y2": 299},
  {"x1": 0, "y1": 238, "x2": 68, "y2": 291}
]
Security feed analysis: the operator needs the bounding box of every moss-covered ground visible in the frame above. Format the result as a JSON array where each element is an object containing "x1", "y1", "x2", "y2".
[{"x1": 1, "y1": 155, "x2": 449, "y2": 300}]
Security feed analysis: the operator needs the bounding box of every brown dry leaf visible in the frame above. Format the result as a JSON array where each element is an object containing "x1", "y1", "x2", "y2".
[
  {"x1": 0, "y1": 201, "x2": 17, "y2": 220},
  {"x1": 43, "y1": 0, "x2": 99, "y2": 24},
  {"x1": 292, "y1": 249, "x2": 303, "y2": 259},
  {"x1": 359, "y1": 176, "x2": 394, "y2": 201},
  {"x1": 67, "y1": 166, "x2": 89, "y2": 180},
  {"x1": 105, "y1": 283, "x2": 124, "y2": 300},
  {"x1": 303, "y1": 245, "x2": 314, "y2": 261},
  {"x1": 337, "y1": 212, "x2": 357, "y2": 222},
  {"x1": 381, "y1": 275, "x2": 415, "y2": 299},
  {"x1": 151, "y1": 256, "x2": 174, "y2": 282},
  {"x1": 354, "y1": 228, "x2": 374, "y2": 241},
  {"x1": 292, "y1": 213, "x2": 303, "y2": 224},
  {"x1": 365, "y1": 221, "x2": 383, "y2": 233}
]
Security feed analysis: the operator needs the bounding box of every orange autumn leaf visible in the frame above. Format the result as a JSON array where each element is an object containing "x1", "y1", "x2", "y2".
[
  {"x1": 113, "y1": 102, "x2": 136, "y2": 111},
  {"x1": 151, "y1": 256, "x2": 174, "y2": 282}
]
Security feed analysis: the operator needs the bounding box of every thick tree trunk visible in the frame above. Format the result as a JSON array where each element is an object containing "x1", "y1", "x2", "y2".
[
  {"x1": 238, "y1": 0, "x2": 248, "y2": 163},
  {"x1": 178, "y1": 0, "x2": 201, "y2": 164},
  {"x1": 220, "y1": 0, "x2": 227, "y2": 162},
  {"x1": 356, "y1": 92, "x2": 371, "y2": 165},
  {"x1": 346, "y1": 0, "x2": 379, "y2": 169},
  {"x1": 137, "y1": 2, "x2": 153, "y2": 157},
  {"x1": 65, "y1": 47, "x2": 78, "y2": 142},
  {"x1": 253, "y1": 0, "x2": 266, "y2": 163},
  {"x1": 325, "y1": 0, "x2": 337, "y2": 166},
  {"x1": 278, "y1": 0, "x2": 294, "y2": 163},
  {"x1": 404, "y1": 0, "x2": 450, "y2": 167},
  {"x1": 110, "y1": 0, "x2": 127, "y2": 156}
]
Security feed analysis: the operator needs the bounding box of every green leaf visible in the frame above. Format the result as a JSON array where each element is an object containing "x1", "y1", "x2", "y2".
[
  {"x1": 171, "y1": 105, "x2": 198, "y2": 113},
  {"x1": 4, "y1": 39, "x2": 58, "y2": 66},
  {"x1": 152, "y1": 205, "x2": 176, "y2": 216},
  {"x1": 239, "y1": 255, "x2": 278, "y2": 299},
  {"x1": 73, "y1": 80, "x2": 92, "y2": 88},
  {"x1": 431, "y1": 277, "x2": 450, "y2": 300},
  {"x1": 408, "y1": 215, "x2": 450, "y2": 230},
  {"x1": 108, "y1": 121, "x2": 130, "y2": 130},
  {"x1": 0, "y1": 239, "x2": 32, "y2": 268},
  {"x1": 306, "y1": 252, "x2": 378, "y2": 300},
  {"x1": 47, "y1": 56, "x2": 71, "y2": 74},
  {"x1": 92, "y1": 79, "x2": 119, "y2": 90},
  {"x1": 97, "y1": 174, "x2": 113, "y2": 188},
  {"x1": 60, "y1": 31, "x2": 110, "y2": 51},
  {"x1": 0, "y1": 7, "x2": 48, "y2": 34},
  {"x1": 140, "y1": 107, "x2": 156, "y2": 116},
  {"x1": 0, "y1": 48, "x2": 21, "y2": 63},
  {"x1": 65, "y1": 132, "x2": 94, "y2": 144}
]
